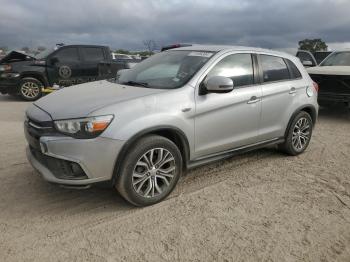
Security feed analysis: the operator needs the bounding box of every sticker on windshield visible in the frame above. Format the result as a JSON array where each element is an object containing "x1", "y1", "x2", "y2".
[{"x1": 188, "y1": 51, "x2": 213, "y2": 58}]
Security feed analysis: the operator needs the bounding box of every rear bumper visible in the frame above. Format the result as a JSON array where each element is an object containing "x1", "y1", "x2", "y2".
[{"x1": 26, "y1": 136, "x2": 125, "y2": 186}]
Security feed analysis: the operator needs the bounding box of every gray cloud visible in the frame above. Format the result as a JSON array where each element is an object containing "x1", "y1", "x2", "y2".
[{"x1": 1, "y1": 0, "x2": 350, "y2": 50}]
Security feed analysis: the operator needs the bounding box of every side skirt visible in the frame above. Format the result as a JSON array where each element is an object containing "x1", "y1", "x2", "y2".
[{"x1": 187, "y1": 138, "x2": 284, "y2": 169}]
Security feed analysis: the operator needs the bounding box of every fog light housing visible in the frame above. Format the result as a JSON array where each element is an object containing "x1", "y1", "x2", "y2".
[
  {"x1": 70, "y1": 162, "x2": 85, "y2": 177},
  {"x1": 40, "y1": 142, "x2": 48, "y2": 153}
]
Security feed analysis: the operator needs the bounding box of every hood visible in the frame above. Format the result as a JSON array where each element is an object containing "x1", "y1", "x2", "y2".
[
  {"x1": 34, "y1": 80, "x2": 166, "y2": 120},
  {"x1": 307, "y1": 66, "x2": 350, "y2": 76},
  {"x1": 0, "y1": 51, "x2": 36, "y2": 64}
]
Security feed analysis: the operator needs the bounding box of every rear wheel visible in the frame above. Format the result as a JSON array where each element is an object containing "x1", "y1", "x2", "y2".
[
  {"x1": 279, "y1": 111, "x2": 313, "y2": 156},
  {"x1": 19, "y1": 78, "x2": 43, "y2": 101},
  {"x1": 116, "y1": 135, "x2": 183, "y2": 206}
]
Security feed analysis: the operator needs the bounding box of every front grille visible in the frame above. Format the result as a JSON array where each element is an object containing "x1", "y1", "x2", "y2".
[
  {"x1": 310, "y1": 74, "x2": 350, "y2": 95},
  {"x1": 25, "y1": 117, "x2": 57, "y2": 139},
  {"x1": 30, "y1": 146, "x2": 88, "y2": 180}
]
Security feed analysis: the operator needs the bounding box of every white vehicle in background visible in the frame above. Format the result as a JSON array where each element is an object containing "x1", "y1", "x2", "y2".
[{"x1": 306, "y1": 50, "x2": 350, "y2": 107}]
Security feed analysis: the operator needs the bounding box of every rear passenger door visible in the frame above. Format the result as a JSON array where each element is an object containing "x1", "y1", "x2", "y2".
[
  {"x1": 79, "y1": 47, "x2": 106, "y2": 82},
  {"x1": 258, "y1": 54, "x2": 303, "y2": 141}
]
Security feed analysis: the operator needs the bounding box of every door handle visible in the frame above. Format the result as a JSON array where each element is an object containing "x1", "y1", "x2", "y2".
[
  {"x1": 247, "y1": 96, "x2": 261, "y2": 104},
  {"x1": 289, "y1": 87, "x2": 297, "y2": 94}
]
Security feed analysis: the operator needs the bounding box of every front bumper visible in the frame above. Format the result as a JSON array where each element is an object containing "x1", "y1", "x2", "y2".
[
  {"x1": 0, "y1": 73, "x2": 20, "y2": 94},
  {"x1": 26, "y1": 135, "x2": 125, "y2": 186}
]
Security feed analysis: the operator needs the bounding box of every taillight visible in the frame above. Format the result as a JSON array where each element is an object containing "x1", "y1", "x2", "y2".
[{"x1": 312, "y1": 82, "x2": 319, "y2": 92}]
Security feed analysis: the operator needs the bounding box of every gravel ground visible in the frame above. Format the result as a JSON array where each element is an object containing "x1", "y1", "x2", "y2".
[{"x1": 0, "y1": 94, "x2": 349, "y2": 262}]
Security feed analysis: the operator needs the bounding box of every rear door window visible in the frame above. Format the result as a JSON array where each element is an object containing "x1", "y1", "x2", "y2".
[
  {"x1": 81, "y1": 47, "x2": 105, "y2": 62},
  {"x1": 260, "y1": 55, "x2": 290, "y2": 83}
]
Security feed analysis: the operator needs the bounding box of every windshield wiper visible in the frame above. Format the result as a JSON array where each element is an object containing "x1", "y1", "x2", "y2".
[{"x1": 121, "y1": 81, "x2": 149, "y2": 88}]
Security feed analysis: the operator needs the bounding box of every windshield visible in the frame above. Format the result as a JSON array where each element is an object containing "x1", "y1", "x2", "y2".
[
  {"x1": 34, "y1": 48, "x2": 54, "y2": 60},
  {"x1": 117, "y1": 50, "x2": 214, "y2": 89},
  {"x1": 321, "y1": 52, "x2": 350, "y2": 66}
]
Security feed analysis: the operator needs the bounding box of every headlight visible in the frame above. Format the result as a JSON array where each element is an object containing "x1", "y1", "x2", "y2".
[
  {"x1": 0, "y1": 64, "x2": 12, "y2": 72},
  {"x1": 54, "y1": 115, "x2": 114, "y2": 138}
]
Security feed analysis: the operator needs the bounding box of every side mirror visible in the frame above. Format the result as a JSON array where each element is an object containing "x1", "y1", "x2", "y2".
[
  {"x1": 50, "y1": 57, "x2": 59, "y2": 65},
  {"x1": 301, "y1": 60, "x2": 314, "y2": 67},
  {"x1": 204, "y1": 76, "x2": 234, "y2": 93}
]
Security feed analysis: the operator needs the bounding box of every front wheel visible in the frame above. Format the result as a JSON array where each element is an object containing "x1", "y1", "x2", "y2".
[
  {"x1": 116, "y1": 135, "x2": 183, "y2": 206},
  {"x1": 279, "y1": 111, "x2": 313, "y2": 156},
  {"x1": 19, "y1": 77, "x2": 43, "y2": 101}
]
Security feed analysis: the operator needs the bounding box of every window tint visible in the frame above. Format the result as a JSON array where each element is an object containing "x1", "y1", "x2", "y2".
[
  {"x1": 286, "y1": 59, "x2": 302, "y2": 79},
  {"x1": 81, "y1": 48, "x2": 105, "y2": 62},
  {"x1": 54, "y1": 48, "x2": 79, "y2": 62},
  {"x1": 207, "y1": 54, "x2": 254, "y2": 87},
  {"x1": 260, "y1": 55, "x2": 290, "y2": 82}
]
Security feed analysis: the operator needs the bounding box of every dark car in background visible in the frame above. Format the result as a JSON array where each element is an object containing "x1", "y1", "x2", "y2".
[{"x1": 0, "y1": 45, "x2": 126, "y2": 100}]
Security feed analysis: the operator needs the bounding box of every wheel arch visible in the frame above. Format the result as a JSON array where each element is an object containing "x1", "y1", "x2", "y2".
[
  {"x1": 284, "y1": 104, "x2": 317, "y2": 138},
  {"x1": 112, "y1": 126, "x2": 190, "y2": 185},
  {"x1": 20, "y1": 72, "x2": 49, "y2": 88}
]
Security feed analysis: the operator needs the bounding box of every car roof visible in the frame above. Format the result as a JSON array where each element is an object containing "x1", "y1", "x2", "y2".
[{"x1": 172, "y1": 44, "x2": 295, "y2": 59}]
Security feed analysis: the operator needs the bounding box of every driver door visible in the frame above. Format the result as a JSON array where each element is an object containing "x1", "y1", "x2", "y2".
[{"x1": 194, "y1": 53, "x2": 262, "y2": 158}]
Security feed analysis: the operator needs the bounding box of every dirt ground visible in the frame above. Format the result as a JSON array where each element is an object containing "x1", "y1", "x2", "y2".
[{"x1": 0, "y1": 94, "x2": 349, "y2": 262}]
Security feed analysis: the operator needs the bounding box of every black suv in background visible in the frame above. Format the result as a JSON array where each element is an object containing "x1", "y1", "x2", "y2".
[{"x1": 0, "y1": 45, "x2": 127, "y2": 100}]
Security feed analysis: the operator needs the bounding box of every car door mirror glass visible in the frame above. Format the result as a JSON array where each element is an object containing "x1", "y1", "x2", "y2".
[{"x1": 205, "y1": 76, "x2": 234, "y2": 93}]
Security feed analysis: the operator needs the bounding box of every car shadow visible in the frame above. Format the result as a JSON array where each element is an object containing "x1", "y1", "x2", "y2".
[
  {"x1": 318, "y1": 105, "x2": 350, "y2": 121},
  {"x1": 0, "y1": 94, "x2": 28, "y2": 102}
]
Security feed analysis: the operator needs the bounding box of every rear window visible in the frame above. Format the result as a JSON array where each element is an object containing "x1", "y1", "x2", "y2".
[
  {"x1": 81, "y1": 47, "x2": 105, "y2": 62},
  {"x1": 286, "y1": 59, "x2": 302, "y2": 79},
  {"x1": 260, "y1": 55, "x2": 290, "y2": 83}
]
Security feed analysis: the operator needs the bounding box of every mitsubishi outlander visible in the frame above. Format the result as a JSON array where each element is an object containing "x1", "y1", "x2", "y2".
[{"x1": 24, "y1": 45, "x2": 319, "y2": 206}]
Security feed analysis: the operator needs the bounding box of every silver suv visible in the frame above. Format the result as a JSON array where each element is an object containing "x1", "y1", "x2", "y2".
[{"x1": 25, "y1": 45, "x2": 318, "y2": 206}]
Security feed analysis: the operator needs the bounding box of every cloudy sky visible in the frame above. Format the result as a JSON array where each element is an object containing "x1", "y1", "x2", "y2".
[{"x1": 0, "y1": 0, "x2": 350, "y2": 52}]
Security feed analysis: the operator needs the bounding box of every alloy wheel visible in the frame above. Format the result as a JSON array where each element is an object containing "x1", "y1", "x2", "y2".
[
  {"x1": 292, "y1": 117, "x2": 311, "y2": 151},
  {"x1": 132, "y1": 148, "x2": 176, "y2": 198},
  {"x1": 21, "y1": 82, "x2": 41, "y2": 99}
]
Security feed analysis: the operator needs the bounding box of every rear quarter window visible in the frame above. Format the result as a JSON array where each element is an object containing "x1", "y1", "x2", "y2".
[
  {"x1": 81, "y1": 47, "x2": 105, "y2": 62},
  {"x1": 286, "y1": 59, "x2": 302, "y2": 79}
]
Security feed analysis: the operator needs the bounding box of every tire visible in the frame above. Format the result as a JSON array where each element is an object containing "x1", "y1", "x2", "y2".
[
  {"x1": 116, "y1": 135, "x2": 183, "y2": 206},
  {"x1": 279, "y1": 111, "x2": 313, "y2": 156},
  {"x1": 19, "y1": 77, "x2": 43, "y2": 101}
]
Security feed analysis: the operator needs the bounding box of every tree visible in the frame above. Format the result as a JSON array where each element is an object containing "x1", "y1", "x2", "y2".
[
  {"x1": 298, "y1": 38, "x2": 328, "y2": 52},
  {"x1": 143, "y1": 40, "x2": 157, "y2": 54}
]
